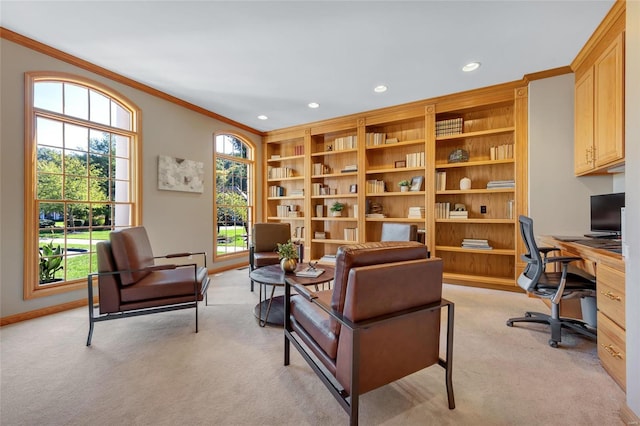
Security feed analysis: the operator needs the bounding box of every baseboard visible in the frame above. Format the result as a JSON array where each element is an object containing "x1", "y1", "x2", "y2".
[
  {"x1": 621, "y1": 403, "x2": 640, "y2": 425},
  {"x1": 1, "y1": 264, "x2": 249, "y2": 326},
  {"x1": 1, "y1": 298, "x2": 92, "y2": 326}
]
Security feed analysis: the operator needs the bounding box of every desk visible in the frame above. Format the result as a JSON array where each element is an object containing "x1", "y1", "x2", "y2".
[
  {"x1": 540, "y1": 236, "x2": 626, "y2": 391},
  {"x1": 249, "y1": 264, "x2": 334, "y2": 327}
]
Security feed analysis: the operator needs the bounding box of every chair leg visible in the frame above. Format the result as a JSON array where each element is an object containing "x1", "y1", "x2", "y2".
[{"x1": 87, "y1": 319, "x2": 94, "y2": 347}]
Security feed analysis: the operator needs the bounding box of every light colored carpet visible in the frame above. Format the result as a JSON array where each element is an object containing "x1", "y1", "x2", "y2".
[{"x1": 0, "y1": 268, "x2": 626, "y2": 425}]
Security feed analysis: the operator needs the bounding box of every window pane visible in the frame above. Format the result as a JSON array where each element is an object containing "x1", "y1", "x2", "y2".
[
  {"x1": 36, "y1": 117, "x2": 63, "y2": 149},
  {"x1": 114, "y1": 157, "x2": 129, "y2": 181},
  {"x1": 37, "y1": 173, "x2": 62, "y2": 200},
  {"x1": 89, "y1": 177, "x2": 109, "y2": 202},
  {"x1": 64, "y1": 123, "x2": 88, "y2": 152},
  {"x1": 113, "y1": 203, "x2": 132, "y2": 227},
  {"x1": 89, "y1": 130, "x2": 112, "y2": 154},
  {"x1": 65, "y1": 176, "x2": 88, "y2": 201},
  {"x1": 34, "y1": 82, "x2": 63, "y2": 113},
  {"x1": 64, "y1": 83, "x2": 89, "y2": 120},
  {"x1": 89, "y1": 90, "x2": 110, "y2": 125},
  {"x1": 64, "y1": 150, "x2": 88, "y2": 177},
  {"x1": 113, "y1": 134, "x2": 130, "y2": 158},
  {"x1": 66, "y1": 253, "x2": 90, "y2": 281},
  {"x1": 39, "y1": 202, "x2": 65, "y2": 227},
  {"x1": 89, "y1": 154, "x2": 109, "y2": 177},
  {"x1": 67, "y1": 203, "x2": 89, "y2": 228},
  {"x1": 111, "y1": 101, "x2": 131, "y2": 130},
  {"x1": 90, "y1": 205, "x2": 109, "y2": 228},
  {"x1": 37, "y1": 147, "x2": 62, "y2": 173}
]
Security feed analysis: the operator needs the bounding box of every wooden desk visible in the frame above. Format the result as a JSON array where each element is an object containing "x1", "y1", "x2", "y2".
[{"x1": 540, "y1": 236, "x2": 626, "y2": 391}]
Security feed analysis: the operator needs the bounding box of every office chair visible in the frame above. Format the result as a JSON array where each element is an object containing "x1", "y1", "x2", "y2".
[{"x1": 506, "y1": 215, "x2": 597, "y2": 348}]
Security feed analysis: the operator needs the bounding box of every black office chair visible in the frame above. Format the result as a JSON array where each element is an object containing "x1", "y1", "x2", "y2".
[{"x1": 506, "y1": 215, "x2": 597, "y2": 348}]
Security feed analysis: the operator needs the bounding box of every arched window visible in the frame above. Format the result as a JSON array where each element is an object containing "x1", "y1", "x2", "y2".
[
  {"x1": 24, "y1": 72, "x2": 141, "y2": 298},
  {"x1": 214, "y1": 134, "x2": 255, "y2": 258}
]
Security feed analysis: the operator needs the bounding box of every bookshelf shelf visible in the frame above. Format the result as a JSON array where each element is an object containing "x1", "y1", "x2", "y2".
[
  {"x1": 311, "y1": 194, "x2": 358, "y2": 199},
  {"x1": 365, "y1": 138, "x2": 425, "y2": 150},
  {"x1": 435, "y1": 218, "x2": 515, "y2": 224},
  {"x1": 435, "y1": 126, "x2": 514, "y2": 142},
  {"x1": 435, "y1": 158, "x2": 515, "y2": 169},
  {"x1": 366, "y1": 191, "x2": 425, "y2": 197},
  {"x1": 436, "y1": 188, "x2": 515, "y2": 195},
  {"x1": 311, "y1": 172, "x2": 357, "y2": 178},
  {"x1": 365, "y1": 166, "x2": 424, "y2": 175},
  {"x1": 311, "y1": 148, "x2": 358, "y2": 157},
  {"x1": 267, "y1": 195, "x2": 305, "y2": 201},
  {"x1": 435, "y1": 245, "x2": 515, "y2": 256},
  {"x1": 311, "y1": 217, "x2": 357, "y2": 222},
  {"x1": 267, "y1": 216, "x2": 305, "y2": 221},
  {"x1": 267, "y1": 176, "x2": 304, "y2": 182},
  {"x1": 365, "y1": 217, "x2": 425, "y2": 223},
  {"x1": 267, "y1": 154, "x2": 305, "y2": 163}
]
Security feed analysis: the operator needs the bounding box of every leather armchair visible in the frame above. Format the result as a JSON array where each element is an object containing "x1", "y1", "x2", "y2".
[
  {"x1": 284, "y1": 241, "x2": 455, "y2": 425},
  {"x1": 249, "y1": 223, "x2": 294, "y2": 291},
  {"x1": 87, "y1": 226, "x2": 210, "y2": 346}
]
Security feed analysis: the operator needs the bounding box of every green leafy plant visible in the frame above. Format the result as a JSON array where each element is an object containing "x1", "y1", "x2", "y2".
[
  {"x1": 276, "y1": 239, "x2": 299, "y2": 260},
  {"x1": 39, "y1": 240, "x2": 64, "y2": 283},
  {"x1": 330, "y1": 201, "x2": 345, "y2": 212},
  {"x1": 398, "y1": 180, "x2": 410, "y2": 187}
]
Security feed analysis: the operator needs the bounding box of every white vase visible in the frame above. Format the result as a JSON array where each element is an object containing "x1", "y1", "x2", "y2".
[
  {"x1": 460, "y1": 177, "x2": 471, "y2": 190},
  {"x1": 331, "y1": 211, "x2": 342, "y2": 217},
  {"x1": 400, "y1": 186, "x2": 409, "y2": 192}
]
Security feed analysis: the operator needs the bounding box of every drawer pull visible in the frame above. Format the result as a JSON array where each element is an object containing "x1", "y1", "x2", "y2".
[
  {"x1": 600, "y1": 291, "x2": 621, "y2": 301},
  {"x1": 601, "y1": 344, "x2": 623, "y2": 359}
]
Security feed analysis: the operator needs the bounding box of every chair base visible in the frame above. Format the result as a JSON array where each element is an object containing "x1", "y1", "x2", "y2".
[{"x1": 506, "y1": 310, "x2": 596, "y2": 348}]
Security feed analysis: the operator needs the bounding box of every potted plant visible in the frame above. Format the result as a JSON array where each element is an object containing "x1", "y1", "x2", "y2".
[
  {"x1": 276, "y1": 239, "x2": 299, "y2": 272},
  {"x1": 398, "y1": 180, "x2": 410, "y2": 192},
  {"x1": 330, "y1": 201, "x2": 345, "y2": 217},
  {"x1": 39, "y1": 240, "x2": 64, "y2": 284}
]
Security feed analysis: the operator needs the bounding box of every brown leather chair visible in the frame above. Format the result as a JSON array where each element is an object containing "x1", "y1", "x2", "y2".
[
  {"x1": 249, "y1": 223, "x2": 294, "y2": 291},
  {"x1": 284, "y1": 241, "x2": 454, "y2": 425},
  {"x1": 87, "y1": 226, "x2": 210, "y2": 346}
]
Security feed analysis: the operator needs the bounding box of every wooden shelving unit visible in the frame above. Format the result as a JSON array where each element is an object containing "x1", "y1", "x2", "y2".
[{"x1": 263, "y1": 86, "x2": 528, "y2": 289}]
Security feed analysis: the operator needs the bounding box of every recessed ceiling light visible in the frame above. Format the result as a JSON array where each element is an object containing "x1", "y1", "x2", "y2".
[
  {"x1": 462, "y1": 62, "x2": 481, "y2": 72},
  {"x1": 308, "y1": 102, "x2": 320, "y2": 109},
  {"x1": 257, "y1": 115, "x2": 268, "y2": 120},
  {"x1": 374, "y1": 85, "x2": 388, "y2": 93}
]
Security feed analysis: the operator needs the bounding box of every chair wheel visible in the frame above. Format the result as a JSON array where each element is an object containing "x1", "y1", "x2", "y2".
[
  {"x1": 548, "y1": 340, "x2": 558, "y2": 348},
  {"x1": 506, "y1": 320, "x2": 513, "y2": 327}
]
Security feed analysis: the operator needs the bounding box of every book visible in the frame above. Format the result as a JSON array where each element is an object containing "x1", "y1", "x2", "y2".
[
  {"x1": 319, "y1": 254, "x2": 336, "y2": 265},
  {"x1": 295, "y1": 268, "x2": 325, "y2": 278}
]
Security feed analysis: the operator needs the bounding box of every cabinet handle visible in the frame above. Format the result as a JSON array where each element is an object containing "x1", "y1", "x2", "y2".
[
  {"x1": 600, "y1": 291, "x2": 621, "y2": 301},
  {"x1": 585, "y1": 147, "x2": 591, "y2": 163},
  {"x1": 601, "y1": 344, "x2": 623, "y2": 359}
]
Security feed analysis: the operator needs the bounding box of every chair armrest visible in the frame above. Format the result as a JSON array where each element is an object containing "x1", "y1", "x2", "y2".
[
  {"x1": 545, "y1": 255, "x2": 583, "y2": 264},
  {"x1": 290, "y1": 283, "x2": 317, "y2": 301}
]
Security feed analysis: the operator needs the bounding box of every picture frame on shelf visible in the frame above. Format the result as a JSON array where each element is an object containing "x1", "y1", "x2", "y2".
[
  {"x1": 410, "y1": 176, "x2": 424, "y2": 191},
  {"x1": 349, "y1": 184, "x2": 357, "y2": 193},
  {"x1": 394, "y1": 160, "x2": 406, "y2": 168}
]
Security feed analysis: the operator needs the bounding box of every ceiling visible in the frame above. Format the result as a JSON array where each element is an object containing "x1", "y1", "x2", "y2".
[{"x1": 1, "y1": 1, "x2": 615, "y2": 133}]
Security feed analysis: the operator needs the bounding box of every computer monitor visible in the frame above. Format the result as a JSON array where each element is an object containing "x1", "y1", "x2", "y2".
[{"x1": 590, "y1": 192, "x2": 625, "y2": 237}]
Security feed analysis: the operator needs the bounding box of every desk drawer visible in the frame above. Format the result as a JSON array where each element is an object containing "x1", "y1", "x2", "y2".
[
  {"x1": 597, "y1": 312, "x2": 626, "y2": 391},
  {"x1": 597, "y1": 263, "x2": 625, "y2": 328}
]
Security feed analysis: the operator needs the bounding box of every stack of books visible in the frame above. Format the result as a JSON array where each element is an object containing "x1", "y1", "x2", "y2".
[
  {"x1": 405, "y1": 151, "x2": 425, "y2": 167},
  {"x1": 295, "y1": 267, "x2": 325, "y2": 278},
  {"x1": 366, "y1": 179, "x2": 386, "y2": 194},
  {"x1": 449, "y1": 210, "x2": 468, "y2": 219},
  {"x1": 487, "y1": 180, "x2": 515, "y2": 189},
  {"x1": 341, "y1": 165, "x2": 357, "y2": 173},
  {"x1": 435, "y1": 117, "x2": 463, "y2": 136},
  {"x1": 462, "y1": 238, "x2": 492, "y2": 250},
  {"x1": 343, "y1": 228, "x2": 358, "y2": 241},
  {"x1": 268, "y1": 185, "x2": 285, "y2": 197},
  {"x1": 435, "y1": 171, "x2": 447, "y2": 191},
  {"x1": 319, "y1": 254, "x2": 336, "y2": 265},
  {"x1": 312, "y1": 163, "x2": 329, "y2": 176},
  {"x1": 365, "y1": 132, "x2": 387, "y2": 146},
  {"x1": 490, "y1": 144, "x2": 513, "y2": 160},
  {"x1": 290, "y1": 188, "x2": 304, "y2": 196},
  {"x1": 314, "y1": 231, "x2": 327, "y2": 240},
  {"x1": 408, "y1": 206, "x2": 425, "y2": 219},
  {"x1": 435, "y1": 202, "x2": 451, "y2": 219},
  {"x1": 333, "y1": 135, "x2": 358, "y2": 151}
]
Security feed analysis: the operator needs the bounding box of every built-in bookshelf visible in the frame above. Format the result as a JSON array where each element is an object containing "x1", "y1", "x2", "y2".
[
  {"x1": 263, "y1": 85, "x2": 527, "y2": 289},
  {"x1": 430, "y1": 88, "x2": 527, "y2": 289},
  {"x1": 264, "y1": 130, "x2": 307, "y2": 245}
]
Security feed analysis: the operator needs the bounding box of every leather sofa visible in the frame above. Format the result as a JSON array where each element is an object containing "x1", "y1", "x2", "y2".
[{"x1": 284, "y1": 241, "x2": 455, "y2": 425}]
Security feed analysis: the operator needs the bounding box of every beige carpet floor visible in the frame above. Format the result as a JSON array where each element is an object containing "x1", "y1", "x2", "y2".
[{"x1": 0, "y1": 267, "x2": 626, "y2": 425}]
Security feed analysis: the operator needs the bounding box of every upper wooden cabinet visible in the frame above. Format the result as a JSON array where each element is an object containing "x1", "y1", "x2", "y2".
[{"x1": 573, "y1": 2, "x2": 625, "y2": 176}]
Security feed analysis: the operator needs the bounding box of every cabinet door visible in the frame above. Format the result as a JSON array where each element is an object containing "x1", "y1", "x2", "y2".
[
  {"x1": 574, "y1": 68, "x2": 594, "y2": 174},
  {"x1": 594, "y1": 33, "x2": 624, "y2": 168}
]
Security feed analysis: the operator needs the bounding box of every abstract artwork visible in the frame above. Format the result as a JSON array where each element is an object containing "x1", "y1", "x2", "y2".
[{"x1": 158, "y1": 155, "x2": 204, "y2": 193}]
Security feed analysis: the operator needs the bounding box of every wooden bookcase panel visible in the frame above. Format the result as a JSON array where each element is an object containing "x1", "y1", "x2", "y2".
[
  {"x1": 437, "y1": 251, "x2": 515, "y2": 281},
  {"x1": 435, "y1": 222, "x2": 515, "y2": 250}
]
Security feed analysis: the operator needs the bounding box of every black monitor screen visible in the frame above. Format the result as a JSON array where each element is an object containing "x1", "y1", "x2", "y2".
[{"x1": 591, "y1": 192, "x2": 625, "y2": 234}]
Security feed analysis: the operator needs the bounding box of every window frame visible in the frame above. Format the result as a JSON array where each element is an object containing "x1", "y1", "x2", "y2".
[
  {"x1": 24, "y1": 72, "x2": 142, "y2": 299},
  {"x1": 213, "y1": 132, "x2": 255, "y2": 260}
]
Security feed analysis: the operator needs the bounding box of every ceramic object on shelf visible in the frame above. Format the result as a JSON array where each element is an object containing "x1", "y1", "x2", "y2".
[{"x1": 460, "y1": 177, "x2": 471, "y2": 190}]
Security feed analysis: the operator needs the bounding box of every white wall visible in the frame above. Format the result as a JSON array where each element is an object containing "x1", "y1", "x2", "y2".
[
  {"x1": 0, "y1": 39, "x2": 263, "y2": 318},
  {"x1": 625, "y1": 0, "x2": 639, "y2": 418},
  {"x1": 528, "y1": 74, "x2": 612, "y2": 235}
]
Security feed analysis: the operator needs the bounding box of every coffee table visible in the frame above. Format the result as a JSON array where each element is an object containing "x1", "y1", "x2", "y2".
[{"x1": 249, "y1": 264, "x2": 335, "y2": 327}]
